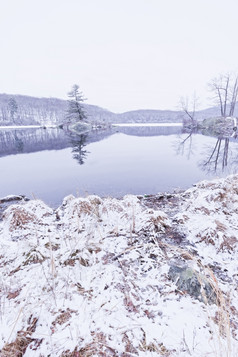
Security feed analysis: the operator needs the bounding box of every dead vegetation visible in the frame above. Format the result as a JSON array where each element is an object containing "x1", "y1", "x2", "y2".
[
  {"x1": 1, "y1": 176, "x2": 238, "y2": 356},
  {"x1": 1, "y1": 316, "x2": 39, "y2": 357},
  {"x1": 52, "y1": 308, "x2": 76, "y2": 327},
  {"x1": 5, "y1": 207, "x2": 38, "y2": 232}
]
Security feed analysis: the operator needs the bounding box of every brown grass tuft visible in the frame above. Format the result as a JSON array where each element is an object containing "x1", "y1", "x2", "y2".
[
  {"x1": 5, "y1": 207, "x2": 38, "y2": 232},
  {"x1": 1, "y1": 316, "x2": 38, "y2": 357}
]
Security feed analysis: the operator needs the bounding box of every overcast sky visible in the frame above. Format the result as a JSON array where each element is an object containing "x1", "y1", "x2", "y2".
[{"x1": 0, "y1": 0, "x2": 238, "y2": 113}]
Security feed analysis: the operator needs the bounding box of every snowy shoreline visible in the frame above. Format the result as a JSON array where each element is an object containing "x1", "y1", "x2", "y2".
[
  {"x1": 0, "y1": 175, "x2": 238, "y2": 356},
  {"x1": 0, "y1": 124, "x2": 58, "y2": 130}
]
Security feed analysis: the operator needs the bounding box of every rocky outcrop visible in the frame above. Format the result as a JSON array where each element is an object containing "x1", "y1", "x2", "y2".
[
  {"x1": 199, "y1": 116, "x2": 236, "y2": 137},
  {"x1": 168, "y1": 263, "x2": 216, "y2": 304}
]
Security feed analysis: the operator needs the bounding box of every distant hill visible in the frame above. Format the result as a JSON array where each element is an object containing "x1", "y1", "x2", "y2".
[
  {"x1": 0, "y1": 93, "x2": 237, "y2": 125},
  {"x1": 116, "y1": 109, "x2": 184, "y2": 123},
  {"x1": 117, "y1": 106, "x2": 238, "y2": 123},
  {"x1": 0, "y1": 93, "x2": 116, "y2": 126}
]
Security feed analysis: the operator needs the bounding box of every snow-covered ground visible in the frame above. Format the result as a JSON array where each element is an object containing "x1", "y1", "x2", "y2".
[{"x1": 0, "y1": 175, "x2": 238, "y2": 356}]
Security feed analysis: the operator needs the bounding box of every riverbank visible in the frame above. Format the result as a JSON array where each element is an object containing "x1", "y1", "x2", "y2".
[{"x1": 0, "y1": 175, "x2": 238, "y2": 356}]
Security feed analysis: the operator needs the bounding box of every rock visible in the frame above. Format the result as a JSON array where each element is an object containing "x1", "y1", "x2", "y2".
[
  {"x1": 0, "y1": 195, "x2": 29, "y2": 204},
  {"x1": 0, "y1": 195, "x2": 29, "y2": 221},
  {"x1": 168, "y1": 263, "x2": 216, "y2": 304}
]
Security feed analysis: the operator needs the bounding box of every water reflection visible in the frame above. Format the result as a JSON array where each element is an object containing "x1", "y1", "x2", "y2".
[
  {"x1": 177, "y1": 129, "x2": 238, "y2": 174},
  {"x1": 0, "y1": 127, "x2": 113, "y2": 159},
  {"x1": 115, "y1": 125, "x2": 182, "y2": 137},
  {"x1": 13, "y1": 131, "x2": 24, "y2": 153},
  {"x1": 1, "y1": 125, "x2": 238, "y2": 176},
  {"x1": 1, "y1": 125, "x2": 238, "y2": 206},
  {"x1": 0, "y1": 127, "x2": 70, "y2": 156},
  {"x1": 202, "y1": 137, "x2": 229, "y2": 172},
  {"x1": 68, "y1": 125, "x2": 183, "y2": 165},
  {"x1": 176, "y1": 131, "x2": 194, "y2": 159},
  {"x1": 70, "y1": 133, "x2": 89, "y2": 165}
]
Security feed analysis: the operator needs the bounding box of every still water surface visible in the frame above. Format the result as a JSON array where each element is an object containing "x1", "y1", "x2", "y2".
[{"x1": 0, "y1": 125, "x2": 237, "y2": 207}]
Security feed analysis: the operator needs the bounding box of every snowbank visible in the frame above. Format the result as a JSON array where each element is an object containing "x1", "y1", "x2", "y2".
[{"x1": 0, "y1": 176, "x2": 238, "y2": 356}]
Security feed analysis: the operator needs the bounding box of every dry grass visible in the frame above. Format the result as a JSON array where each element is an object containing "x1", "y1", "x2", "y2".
[
  {"x1": 4, "y1": 207, "x2": 38, "y2": 232},
  {"x1": 139, "y1": 329, "x2": 174, "y2": 356},
  {"x1": 22, "y1": 248, "x2": 45, "y2": 266},
  {"x1": 52, "y1": 309, "x2": 76, "y2": 327},
  {"x1": 1, "y1": 192, "x2": 237, "y2": 356},
  {"x1": 60, "y1": 332, "x2": 118, "y2": 357},
  {"x1": 1, "y1": 316, "x2": 38, "y2": 357}
]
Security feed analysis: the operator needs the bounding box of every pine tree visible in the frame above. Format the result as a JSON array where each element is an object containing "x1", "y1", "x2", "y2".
[
  {"x1": 66, "y1": 84, "x2": 87, "y2": 122},
  {"x1": 8, "y1": 97, "x2": 18, "y2": 122}
]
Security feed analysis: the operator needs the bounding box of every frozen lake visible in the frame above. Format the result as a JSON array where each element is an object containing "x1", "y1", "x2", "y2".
[{"x1": 0, "y1": 124, "x2": 237, "y2": 207}]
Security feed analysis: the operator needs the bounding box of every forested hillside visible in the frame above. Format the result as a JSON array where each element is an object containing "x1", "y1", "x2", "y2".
[
  {"x1": 0, "y1": 94, "x2": 115, "y2": 126},
  {"x1": 0, "y1": 93, "x2": 235, "y2": 125}
]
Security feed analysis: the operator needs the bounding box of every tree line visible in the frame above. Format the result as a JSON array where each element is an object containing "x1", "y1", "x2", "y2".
[
  {"x1": 181, "y1": 72, "x2": 238, "y2": 125},
  {"x1": 2, "y1": 74, "x2": 238, "y2": 126},
  {"x1": 0, "y1": 84, "x2": 87, "y2": 125}
]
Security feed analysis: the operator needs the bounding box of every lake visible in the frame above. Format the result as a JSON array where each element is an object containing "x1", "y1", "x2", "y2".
[{"x1": 0, "y1": 124, "x2": 238, "y2": 207}]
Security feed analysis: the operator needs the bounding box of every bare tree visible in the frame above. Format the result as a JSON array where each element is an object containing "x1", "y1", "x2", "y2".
[
  {"x1": 180, "y1": 93, "x2": 199, "y2": 126},
  {"x1": 229, "y1": 76, "x2": 238, "y2": 116},
  {"x1": 208, "y1": 73, "x2": 238, "y2": 117}
]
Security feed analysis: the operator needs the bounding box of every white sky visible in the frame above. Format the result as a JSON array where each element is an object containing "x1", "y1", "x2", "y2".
[{"x1": 0, "y1": 0, "x2": 238, "y2": 113}]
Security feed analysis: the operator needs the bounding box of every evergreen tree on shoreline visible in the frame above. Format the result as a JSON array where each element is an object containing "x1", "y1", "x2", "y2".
[{"x1": 66, "y1": 84, "x2": 87, "y2": 123}]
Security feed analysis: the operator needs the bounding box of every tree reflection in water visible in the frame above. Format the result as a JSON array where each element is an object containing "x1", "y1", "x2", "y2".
[
  {"x1": 176, "y1": 131, "x2": 194, "y2": 160},
  {"x1": 203, "y1": 137, "x2": 229, "y2": 172},
  {"x1": 177, "y1": 129, "x2": 238, "y2": 174},
  {"x1": 70, "y1": 133, "x2": 89, "y2": 165},
  {"x1": 13, "y1": 130, "x2": 24, "y2": 153}
]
